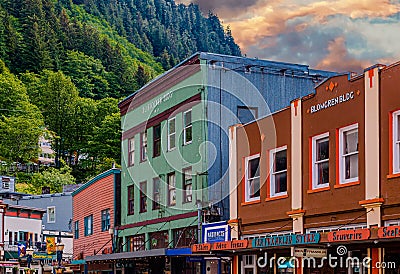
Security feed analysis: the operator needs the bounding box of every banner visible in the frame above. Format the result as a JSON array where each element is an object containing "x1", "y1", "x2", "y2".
[
  {"x1": 46, "y1": 236, "x2": 56, "y2": 255},
  {"x1": 18, "y1": 242, "x2": 26, "y2": 257}
]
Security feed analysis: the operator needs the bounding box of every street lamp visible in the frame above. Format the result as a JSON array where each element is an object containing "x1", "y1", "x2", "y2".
[
  {"x1": 26, "y1": 247, "x2": 34, "y2": 268},
  {"x1": 56, "y1": 242, "x2": 65, "y2": 267}
]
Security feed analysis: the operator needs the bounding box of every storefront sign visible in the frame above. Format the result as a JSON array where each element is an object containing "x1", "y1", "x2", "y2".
[
  {"x1": 294, "y1": 248, "x2": 327, "y2": 258},
  {"x1": 378, "y1": 225, "x2": 400, "y2": 239},
  {"x1": 142, "y1": 90, "x2": 173, "y2": 113},
  {"x1": 191, "y1": 243, "x2": 211, "y2": 253},
  {"x1": 202, "y1": 221, "x2": 231, "y2": 243},
  {"x1": 212, "y1": 240, "x2": 248, "y2": 251},
  {"x1": 310, "y1": 91, "x2": 355, "y2": 114},
  {"x1": 252, "y1": 233, "x2": 320, "y2": 248},
  {"x1": 33, "y1": 252, "x2": 54, "y2": 260},
  {"x1": 327, "y1": 229, "x2": 370, "y2": 242}
]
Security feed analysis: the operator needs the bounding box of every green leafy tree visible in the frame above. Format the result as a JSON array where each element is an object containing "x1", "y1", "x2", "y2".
[
  {"x1": 27, "y1": 161, "x2": 76, "y2": 194},
  {"x1": 0, "y1": 60, "x2": 44, "y2": 165}
]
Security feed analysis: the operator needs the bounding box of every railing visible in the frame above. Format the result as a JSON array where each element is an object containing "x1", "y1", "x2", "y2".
[{"x1": 3, "y1": 241, "x2": 47, "y2": 252}]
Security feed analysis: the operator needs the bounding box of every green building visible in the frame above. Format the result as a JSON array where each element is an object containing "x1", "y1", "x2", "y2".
[{"x1": 115, "y1": 52, "x2": 336, "y2": 273}]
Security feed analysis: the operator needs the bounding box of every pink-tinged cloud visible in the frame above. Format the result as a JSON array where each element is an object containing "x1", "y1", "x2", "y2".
[{"x1": 316, "y1": 37, "x2": 369, "y2": 72}]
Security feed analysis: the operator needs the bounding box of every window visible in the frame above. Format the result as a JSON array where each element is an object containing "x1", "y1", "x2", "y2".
[
  {"x1": 127, "y1": 234, "x2": 145, "y2": 251},
  {"x1": 128, "y1": 185, "x2": 134, "y2": 215},
  {"x1": 140, "y1": 131, "x2": 147, "y2": 162},
  {"x1": 183, "y1": 110, "x2": 192, "y2": 144},
  {"x1": 393, "y1": 111, "x2": 400, "y2": 174},
  {"x1": 140, "y1": 182, "x2": 147, "y2": 213},
  {"x1": 8, "y1": 230, "x2": 12, "y2": 245},
  {"x1": 183, "y1": 168, "x2": 193, "y2": 203},
  {"x1": 237, "y1": 106, "x2": 258, "y2": 124},
  {"x1": 312, "y1": 133, "x2": 329, "y2": 189},
  {"x1": 168, "y1": 173, "x2": 176, "y2": 206},
  {"x1": 173, "y1": 227, "x2": 197, "y2": 247},
  {"x1": 270, "y1": 146, "x2": 288, "y2": 197},
  {"x1": 339, "y1": 124, "x2": 358, "y2": 184},
  {"x1": 74, "y1": 221, "x2": 79, "y2": 239},
  {"x1": 153, "y1": 177, "x2": 161, "y2": 210},
  {"x1": 128, "y1": 137, "x2": 135, "y2": 166},
  {"x1": 168, "y1": 117, "x2": 176, "y2": 151},
  {"x1": 153, "y1": 124, "x2": 161, "y2": 157},
  {"x1": 150, "y1": 231, "x2": 169, "y2": 249},
  {"x1": 101, "y1": 209, "x2": 110, "y2": 232},
  {"x1": 84, "y1": 215, "x2": 93, "y2": 236},
  {"x1": 244, "y1": 154, "x2": 260, "y2": 202},
  {"x1": 47, "y1": 206, "x2": 55, "y2": 223}
]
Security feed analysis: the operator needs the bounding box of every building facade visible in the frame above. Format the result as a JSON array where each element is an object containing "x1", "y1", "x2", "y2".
[
  {"x1": 229, "y1": 62, "x2": 400, "y2": 274},
  {"x1": 114, "y1": 52, "x2": 335, "y2": 273},
  {"x1": 72, "y1": 168, "x2": 121, "y2": 274},
  {"x1": 16, "y1": 193, "x2": 74, "y2": 261}
]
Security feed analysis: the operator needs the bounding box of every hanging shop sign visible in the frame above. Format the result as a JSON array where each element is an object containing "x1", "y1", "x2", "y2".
[
  {"x1": 294, "y1": 248, "x2": 327, "y2": 258},
  {"x1": 212, "y1": 240, "x2": 248, "y2": 251},
  {"x1": 327, "y1": 229, "x2": 370, "y2": 242},
  {"x1": 378, "y1": 225, "x2": 400, "y2": 239},
  {"x1": 252, "y1": 233, "x2": 320, "y2": 248},
  {"x1": 33, "y1": 252, "x2": 55, "y2": 260},
  {"x1": 202, "y1": 221, "x2": 231, "y2": 243},
  {"x1": 191, "y1": 243, "x2": 211, "y2": 253}
]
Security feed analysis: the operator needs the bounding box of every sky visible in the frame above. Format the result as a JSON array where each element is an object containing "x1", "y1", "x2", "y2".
[{"x1": 177, "y1": 0, "x2": 400, "y2": 73}]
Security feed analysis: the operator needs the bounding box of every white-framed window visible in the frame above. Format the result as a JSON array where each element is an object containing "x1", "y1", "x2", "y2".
[
  {"x1": 140, "y1": 131, "x2": 147, "y2": 162},
  {"x1": 128, "y1": 137, "x2": 135, "y2": 166},
  {"x1": 183, "y1": 109, "x2": 192, "y2": 145},
  {"x1": 312, "y1": 132, "x2": 329, "y2": 189},
  {"x1": 47, "y1": 206, "x2": 55, "y2": 223},
  {"x1": 339, "y1": 124, "x2": 358, "y2": 184},
  {"x1": 392, "y1": 110, "x2": 400, "y2": 174},
  {"x1": 183, "y1": 168, "x2": 193, "y2": 203},
  {"x1": 167, "y1": 117, "x2": 176, "y2": 151},
  {"x1": 270, "y1": 146, "x2": 287, "y2": 197},
  {"x1": 242, "y1": 255, "x2": 256, "y2": 273},
  {"x1": 168, "y1": 173, "x2": 176, "y2": 206},
  {"x1": 244, "y1": 154, "x2": 260, "y2": 202}
]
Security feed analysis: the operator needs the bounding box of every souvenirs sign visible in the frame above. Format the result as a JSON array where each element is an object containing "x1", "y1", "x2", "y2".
[{"x1": 327, "y1": 229, "x2": 370, "y2": 242}]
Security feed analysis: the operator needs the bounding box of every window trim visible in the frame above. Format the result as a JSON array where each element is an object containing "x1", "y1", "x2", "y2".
[
  {"x1": 128, "y1": 185, "x2": 135, "y2": 215},
  {"x1": 74, "y1": 220, "x2": 79, "y2": 239},
  {"x1": 338, "y1": 123, "x2": 359, "y2": 185},
  {"x1": 140, "y1": 131, "x2": 147, "y2": 162},
  {"x1": 269, "y1": 146, "x2": 288, "y2": 198},
  {"x1": 153, "y1": 124, "x2": 161, "y2": 157},
  {"x1": 139, "y1": 181, "x2": 147, "y2": 213},
  {"x1": 244, "y1": 153, "x2": 261, "y2": 203},
  {"x1": 153, "y1": 177, "x2": 161, "y2": 210},
  {"x1": 392, "y1": 110, "x2": 400, "y2": 174},
  {"x1": 101, "y1": 209, "x2": 110, "y2": 232},
  {"x1": 167, "y1": 173, "x2": 176, "y2": 206},
  {"x1": 183, "y1": 109, "x2": 192, "y2": 145},
  {"x1": 167, "y1": 117, "x2": 176, "y2": 151},
  {"x1": 183, "y1": 168, "x2": 193, "y2": 203},
  {"x1": 84, "y1": 215, "x2": 93, "y2": 236},
  {"x1": 47, "y1": 206, "x2": 56, "y2": 223},
  {"x1": 237, "y1": 106, "x2": 258, "y2": 124},
  {"x1": 128, "y1": 137, "x2": 135, "y2": 166},
  {"x1": 311, "y1": 132, "x2": 330, "y2": 190}
]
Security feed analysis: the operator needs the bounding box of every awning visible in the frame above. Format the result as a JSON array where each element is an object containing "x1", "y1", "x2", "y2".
[
  {"x1": 166, "y1": 248, "x2": 192, "y2": 256},
  {"x1": 86, "y1": 249, "x2": 166, "y2": 262}
]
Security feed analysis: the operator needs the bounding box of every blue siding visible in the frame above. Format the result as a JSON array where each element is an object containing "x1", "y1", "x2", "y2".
[
  {"x1": 16, "y1": 193, "x2": 72, "y2": 232},
  {"x1": 201, "y1": 53, "x2": 337, "y2": 220}
]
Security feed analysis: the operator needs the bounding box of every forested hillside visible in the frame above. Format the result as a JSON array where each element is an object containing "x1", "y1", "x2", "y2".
[{"x1": 0, "y1": 0, "x2": 241, "y2": 192}]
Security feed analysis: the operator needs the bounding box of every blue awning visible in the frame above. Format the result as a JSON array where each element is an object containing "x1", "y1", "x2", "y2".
[{"x1": 166, "y1": 248, "x2": 192, "y2": 256}]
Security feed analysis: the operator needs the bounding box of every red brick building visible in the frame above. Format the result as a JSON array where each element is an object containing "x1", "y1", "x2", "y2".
[{"x1": 72, "y1": 168, "x2": 121, "y2": 273}]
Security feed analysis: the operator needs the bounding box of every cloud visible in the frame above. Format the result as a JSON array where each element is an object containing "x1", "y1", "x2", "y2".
[
  {"x1": 176, "y1": 0, "x2": 400, "y2": 71},
  {"x1": 316, "y1": 36, "x2": 369, "y2": 73}
]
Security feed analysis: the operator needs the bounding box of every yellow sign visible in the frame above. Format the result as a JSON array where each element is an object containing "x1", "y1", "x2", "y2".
[{"x1": 46, "y1": 237, "x2": 56, "y2": 254}]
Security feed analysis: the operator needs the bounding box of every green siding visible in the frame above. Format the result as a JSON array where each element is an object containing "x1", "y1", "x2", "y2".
[{"x1": 119, "y1": 69, "x2": 208, "y2": 247}]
